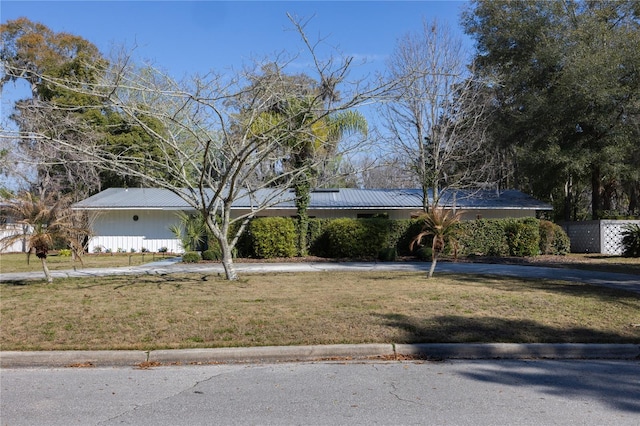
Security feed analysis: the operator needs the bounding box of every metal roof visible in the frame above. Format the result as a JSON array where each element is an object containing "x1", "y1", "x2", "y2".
[{"x1": 73, "y1": 188, "x2": 552, "y2": 211}]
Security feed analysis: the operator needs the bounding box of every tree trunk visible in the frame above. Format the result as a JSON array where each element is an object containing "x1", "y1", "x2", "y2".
[
  {"x1": 563, "y1": 176, "x2": 573, "y2": 222},
  {"x1": 41, "y1": 257, "x2": 53, "y2": 283},
  {"x1": 294, "y1": 170, "x2": 311, "y2": 257},
  {"x1": 297, "y1": 213, "x2": 309, "y2": 257},
  {"x1": 591, "y1": 164, "x2": 602, "y2": 220},
  {"x1": 427, "y1": 256, "x2": 437, "y2": 279},
  {"x1": 427, "y1": 238, "x2": 440, "y2": 279},
  {"x1": 219, "y1": 239, "x2": 238, "y2": 281},
  {"x1": 629, "y1": 182, "x2": 639, "y2": 215}
]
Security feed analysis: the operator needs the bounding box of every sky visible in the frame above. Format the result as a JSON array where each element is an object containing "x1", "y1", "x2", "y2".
[
  {"x1": 1, "y1": 0, "x2": 471, "y2": 89},
  {"x1": 1, "y1": 0, "x2": 472, "y2": 189}
]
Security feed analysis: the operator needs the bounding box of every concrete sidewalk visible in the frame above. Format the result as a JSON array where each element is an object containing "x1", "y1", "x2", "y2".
[{"x1": 2, "y1": 343, "x2": 639, "y2": 368}]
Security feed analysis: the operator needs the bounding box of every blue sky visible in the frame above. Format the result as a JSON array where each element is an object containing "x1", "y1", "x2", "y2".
[
  {"x1": 2, "y1": 1, "x2": 471, "y2": 81},
  {"x1": 1, "y1": 1, "x2": 471, "y2": 189}
]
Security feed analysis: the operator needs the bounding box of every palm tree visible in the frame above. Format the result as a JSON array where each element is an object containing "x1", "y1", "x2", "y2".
[
  {"x1": 168, "y1": 211, "x2": 207, "y2": 253},
  {"x1": 256, "y1": 97, "x2": 367, "y2": 256},
  {"x1": 0, "y1": 192, "x2": 88, "y2": 283},
  {"x1": 410, "y1": 208, "x2": 461, "y2": 279}
]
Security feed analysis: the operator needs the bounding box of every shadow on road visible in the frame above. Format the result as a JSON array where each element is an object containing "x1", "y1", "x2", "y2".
[{"x1": 459, "y1": 360, "x2": 640, "y2": 413}]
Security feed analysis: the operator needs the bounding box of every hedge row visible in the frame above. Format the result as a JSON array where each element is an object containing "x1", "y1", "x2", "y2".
[
  {"x1": 456, "y1": 218, "x2": 569, "y2": 257},
  {"x1": 230, "y1": 216, "x2": 570, "y2": 260}
]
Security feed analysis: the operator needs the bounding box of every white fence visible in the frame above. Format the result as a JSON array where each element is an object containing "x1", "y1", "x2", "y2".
[{"x1": 562, "y1": 220, "x2": 640, "y2": 255}]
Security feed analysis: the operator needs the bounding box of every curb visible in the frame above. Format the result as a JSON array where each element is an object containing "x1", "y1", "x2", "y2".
[{"x1": 2, "y1": 344, "x2": 639, "y2": 368}]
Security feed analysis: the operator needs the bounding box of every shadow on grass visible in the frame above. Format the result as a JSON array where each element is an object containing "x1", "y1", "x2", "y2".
[
  {"x1": 440, "y1": 272, "x2": 640, "y2": 301},
  {"x1": 459, "y1": 360, "x2": 640, "y2": 413},
  {"x1": 0, "y1": 279, "x2": 35, "y2": 286},
  {"x1": 375, "y1": 313, "x2": 640, "y2": 344}
]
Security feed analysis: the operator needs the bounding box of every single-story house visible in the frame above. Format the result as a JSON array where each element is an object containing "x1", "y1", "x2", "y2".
[{"x1": 73, "y1": 187, "x2": 552, "y2": 254}]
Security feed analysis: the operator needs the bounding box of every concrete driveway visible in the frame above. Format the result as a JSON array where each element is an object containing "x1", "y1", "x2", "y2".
[{"x1": 2, "y1": 257, "x2": 639, "y2": 294}]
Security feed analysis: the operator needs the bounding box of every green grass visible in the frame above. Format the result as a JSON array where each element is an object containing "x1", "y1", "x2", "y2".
[{"x1": 1, "y1": 271, "x2": 638, "y2": 351}]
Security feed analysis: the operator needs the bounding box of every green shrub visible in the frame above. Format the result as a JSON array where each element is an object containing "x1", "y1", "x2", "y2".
[
  {"x1": 621, "y1": 223, "x2": 640, "y2": 257},
  {"x1": 201, "y1": 247, "x2": 221, "y2": 261},
  {"x1": 415, "y1": 246, "x2": 433, "y2": 260},
  {"x1": 181, "y1": 252, "x2": 201, "y2": 263},
  {"x1": 325, "y1": 218, "x2": 389, "y2": 258},
  {"x1": 457, "y1": 218, "x2": 564, "y2": 257},
  {"x1": 58, "y1": 249, "x2": 72, "y2": 257},
  {"x1": 457, "y1": 219, "x2": 508, "y2": 256},
  {"x1": 248, "y1": 217, "x2": 297, "y2": 258},
  {"x1": 504, "y1": 218, "x2": 540, "y2": 257},
  {"x1": 539, "y1": 220, "x2": 571, "y2": 255},
  {"x1": 378, "y1": 247, "x2": 397, "y2": 262},
  {"x1": 307, "y1": 219, "x2": 332, "y2": 257},
  {"x1": 391, "y1": 219, "x2": 424, "y2": 256}
]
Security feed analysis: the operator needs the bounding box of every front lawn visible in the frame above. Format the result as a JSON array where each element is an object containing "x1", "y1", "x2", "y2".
[{"x1": 1, "y1": 271, "x2": 638, "y2": 350}]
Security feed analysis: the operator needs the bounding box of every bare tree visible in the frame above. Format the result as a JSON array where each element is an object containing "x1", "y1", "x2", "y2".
[
  {"x1": 1, "y1": 17, "x2": 388, "y2": 280},
  {"x1": 380, "y1": 18, "x2": 497, "y2": 211},
  {"x1": 359, "y1": 155, "x2": 418, "y2": 189}
]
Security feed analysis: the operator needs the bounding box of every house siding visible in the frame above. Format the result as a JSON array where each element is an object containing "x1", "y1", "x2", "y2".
[
  {"x1": 0, "y1": 224, "x2": 28, "y2": 253},
  {"x1": 87, "y1": 210, "x2": 182, "y2": 254}
]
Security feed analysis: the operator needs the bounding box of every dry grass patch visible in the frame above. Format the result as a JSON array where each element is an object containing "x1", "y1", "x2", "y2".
[
  {"x1": 1, "y1": 271, "x2": 638, "y2": 350},
  {"x1": 0, "y1": 252, "x2": 169, "y2": 273}
]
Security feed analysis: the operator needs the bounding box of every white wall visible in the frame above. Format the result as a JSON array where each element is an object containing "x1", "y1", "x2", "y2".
[
  {"x1": 87, "y1": 210, "x2": 184, "y2": 254},
  {"x1": 0, "y1": 224, "x2": 27, "y2": 253}
]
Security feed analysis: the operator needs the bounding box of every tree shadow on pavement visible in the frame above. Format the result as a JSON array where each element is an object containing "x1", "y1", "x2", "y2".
[
  {"x1": 459, "y1": 359, "x2": 640, "y2": 413},
  {"x1": 376, "y1": 313, "x2": 640, "y2": 413}
]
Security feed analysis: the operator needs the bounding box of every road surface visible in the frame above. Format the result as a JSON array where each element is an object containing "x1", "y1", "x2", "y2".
[{"x1": 2, "y1": 360, "x2": 639, "y2": 425}]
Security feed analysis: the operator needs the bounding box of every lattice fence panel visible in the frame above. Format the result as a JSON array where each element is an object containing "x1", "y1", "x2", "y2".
[{"x1": 601, "y1": 220, "x2": 640, "y2": 255}]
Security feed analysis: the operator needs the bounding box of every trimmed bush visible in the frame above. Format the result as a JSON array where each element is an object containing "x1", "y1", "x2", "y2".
[
  {"x1": 232, "y1": 216, "x2": 568, "y2": 260},
  {"x1": 504, "y1": 218, "x2": 540, "y2": 257},
  {"x1": 201, "y1": 247, "x2": 221, "y2": 261},
  {"x1": 456, "y1": 217, "x2": 565, "y2": 258},
  {"x1": 307, "y1": 218, "x2": 332, "y2": 257},
  {"x1": 539, "y1": 220, "x2": 570, "y2": 255},
  {"x1": 248, "y1": 217, "x2": 297, "y2": 258},
  {"x1": 325, "y1": 218, "x2": 389, "y2": 258},
  {"x1": 378, "y1": 247, "x2": 397, "y2": 262},
  {"x1": 415, "y1": 246, "x2": 433, "y2": 260},
  {"x1": 181, "y1": 252, "x2": 201, "y2": 263},
  {"x1": 457, "y1": 219, "x2": 508, "y2": 256},
  {"x1": 391, "y1": 219, "x2": 424, "y2": 256}
]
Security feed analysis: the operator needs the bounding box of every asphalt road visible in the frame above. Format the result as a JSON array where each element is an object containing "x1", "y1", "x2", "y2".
[
  {"x1": 2, "y1": 259, "x2": 639, "y2": 425},
  {"x1": 2, "y1": 360, "x2": 639, "y2": 425}
]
